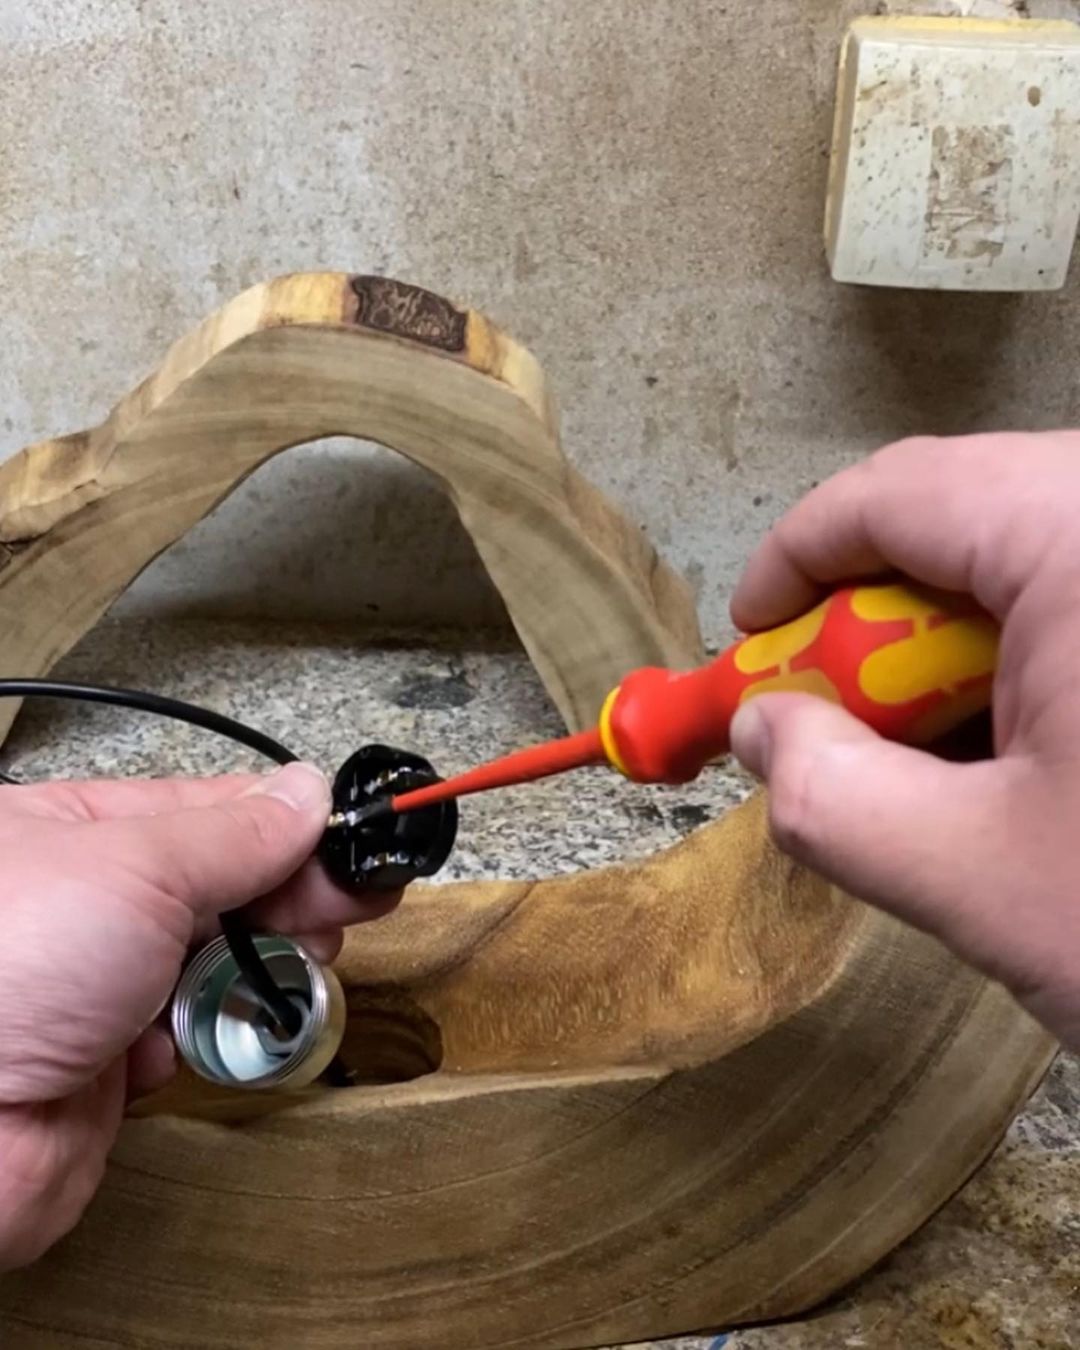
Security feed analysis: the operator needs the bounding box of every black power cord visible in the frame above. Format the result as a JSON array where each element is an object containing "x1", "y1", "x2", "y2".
[
  {"x1": 0, "y1": 679, "x2": 312, "y2": 1045},
  {"x1": 0, "y1": 679, "x2": 299, "y2": 765}
]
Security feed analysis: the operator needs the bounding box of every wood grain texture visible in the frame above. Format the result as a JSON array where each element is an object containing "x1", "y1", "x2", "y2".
[
  {"x1": 0, "y1": 800, "x2": 1052, "y2": 1348},
  {"x1": 0, "y1": 278, "x2": 1055, "y2": 1348},
  {"x1": 0, "y1": 272, "x2": 703, "y2": 740}
]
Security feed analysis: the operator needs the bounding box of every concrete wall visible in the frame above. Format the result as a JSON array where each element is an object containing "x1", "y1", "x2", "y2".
[{"x1": 2, "y1": 0, "x2": 1078, "y2": 643}]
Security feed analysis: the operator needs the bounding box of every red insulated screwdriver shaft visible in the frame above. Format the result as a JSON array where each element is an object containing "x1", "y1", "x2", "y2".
[{"x1": 389, "y1": 727, "x2": 606, "y2": 814}]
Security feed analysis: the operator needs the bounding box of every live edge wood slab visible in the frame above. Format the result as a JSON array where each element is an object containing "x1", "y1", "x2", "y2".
[{"x1": 0, "y1": 275, "x2": 1055, "y2": 1349}]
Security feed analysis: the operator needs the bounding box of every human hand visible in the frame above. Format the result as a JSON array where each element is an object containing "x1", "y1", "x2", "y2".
[
  {"x1": 0, "y1": 764, "x2": 396, "y2": 1269},
  {"x1": 729, "y1": 432, "x2": 1080, "y2": 1052}
]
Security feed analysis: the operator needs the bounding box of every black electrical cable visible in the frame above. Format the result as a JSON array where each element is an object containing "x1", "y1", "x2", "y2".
[
  {"x1": 0, "y1": 680, "x2": 299, "y2": 765},
  {"x1": 0, "y1": 679, "x2": 311, "y2": 1041}
]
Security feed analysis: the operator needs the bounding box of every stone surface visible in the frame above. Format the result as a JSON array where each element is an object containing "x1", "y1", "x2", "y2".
[
  {"x1": 0, "y1": 616, "x2": 751, "y2": 879},
  {"x1": 2, "y1": 615, "x2": 1076, "y2": 1348},
  {"x1": 2, "y1": 1, "x2": 1080, "y2": 644}
]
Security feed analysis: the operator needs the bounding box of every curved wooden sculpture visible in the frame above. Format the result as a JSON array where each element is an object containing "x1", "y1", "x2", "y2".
[
  {"x1": 0, "y1": 276, "x2": 1054, "y2": 1349},
  {"x1": 0, "y1": 273, "x2": 702, "y2": 736}
]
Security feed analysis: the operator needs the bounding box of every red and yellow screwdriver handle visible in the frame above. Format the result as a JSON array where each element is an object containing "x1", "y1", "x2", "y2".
[{"x1": 598, "y1": 581, "x2": 999, "y2": 785}]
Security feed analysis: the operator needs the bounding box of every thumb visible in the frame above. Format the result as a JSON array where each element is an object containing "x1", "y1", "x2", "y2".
[
  {"x1": 92, "y1": 762, "x2": 331, "y2": 916},
  {"x1": 729, "y1": 694, "x2": 1015, "y2": 941}
]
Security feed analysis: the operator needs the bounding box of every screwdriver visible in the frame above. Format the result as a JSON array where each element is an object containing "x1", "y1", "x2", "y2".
[{"x1": 353, "y1": 581, "x2": 999, "y2": 821}]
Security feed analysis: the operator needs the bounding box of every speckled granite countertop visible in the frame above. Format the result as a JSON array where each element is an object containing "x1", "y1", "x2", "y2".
[{"x1": 3, "y1": 617, "x2": 1077, "y2": 1350}]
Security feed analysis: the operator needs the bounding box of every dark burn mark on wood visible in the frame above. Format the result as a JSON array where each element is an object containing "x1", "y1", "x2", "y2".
[{"x1": 351, "y1": 276, "x2": 467, "y2": 353}]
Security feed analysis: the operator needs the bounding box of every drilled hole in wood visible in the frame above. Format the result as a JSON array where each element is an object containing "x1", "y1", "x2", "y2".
[{"x1": 339, "y1": 987, "x2": 443, "y2": 1084}]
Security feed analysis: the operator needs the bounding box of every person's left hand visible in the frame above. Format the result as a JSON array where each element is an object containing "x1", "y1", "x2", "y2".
[{"x1": 0, "y1": 763, "x2": 395, "y2": 1270}]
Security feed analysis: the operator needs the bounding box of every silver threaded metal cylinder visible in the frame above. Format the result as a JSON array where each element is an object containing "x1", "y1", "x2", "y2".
[{"x1": 171, "y1": 934, "x2": 346, "y2": 1090}]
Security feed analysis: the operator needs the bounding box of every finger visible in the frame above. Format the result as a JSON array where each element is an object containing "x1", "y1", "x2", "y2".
[
  {"x1": 729, "y1": 693, "x2": 1021, "y2": 954},
  {"x1": 290, "y1": 929, "x2": 345, "y2": 966},
  {"x1": 247, "y1": 863, "x2": 402, "y2": 933},
  {"x1": 92, "y1": 762, "x2": 331, "y2": 917},
  {"x1": 126, "y1": 1026, "x2": 177, "y2": 1102},
  {"x1": 731, "y1": 433, "x2": 1060, "y2": 632},
  {"x1": 1, "y1": 774, "x2": 264, "y2": 824}
]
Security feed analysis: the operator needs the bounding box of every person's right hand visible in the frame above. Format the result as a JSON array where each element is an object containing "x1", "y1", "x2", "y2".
[{"x1": 728, "y1": 431, "x2": 1080, "y2": 1052}]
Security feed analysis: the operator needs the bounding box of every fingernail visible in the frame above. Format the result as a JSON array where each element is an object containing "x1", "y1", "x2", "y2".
[
  {"x1": 730, "y1": 703, "x2": 770, "y2": 778},
  {"x1": 243, "y1": 762, "x2": 329, "y2": 811}
]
